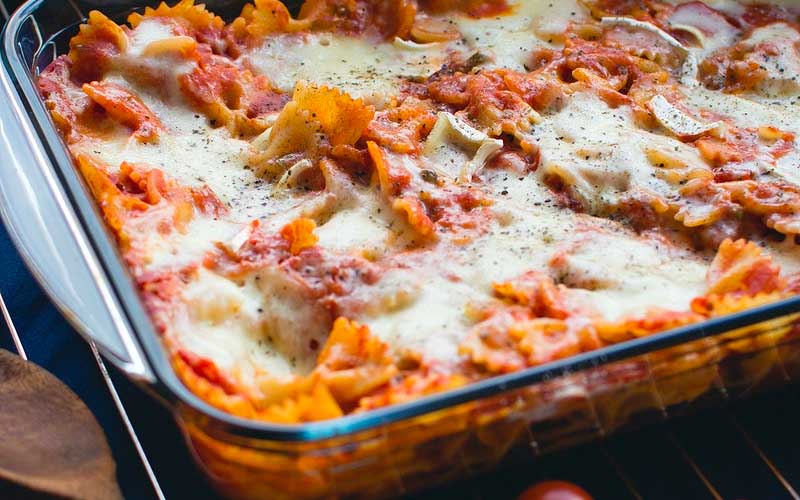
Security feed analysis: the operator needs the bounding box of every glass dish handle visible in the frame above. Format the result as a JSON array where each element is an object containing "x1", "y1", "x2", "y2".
[{"x1": 0, "y1": 75, "x2": 154, "y2": 382}]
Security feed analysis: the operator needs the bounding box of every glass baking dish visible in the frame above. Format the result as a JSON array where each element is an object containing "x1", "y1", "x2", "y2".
[{"x1": 2, "y1": 1, "x2": 800, "y2": 498}]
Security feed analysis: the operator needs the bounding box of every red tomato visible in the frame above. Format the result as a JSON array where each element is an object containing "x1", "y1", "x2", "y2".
[{"x1": 517, "y1": 480, "x2": 593, "y2": 500}]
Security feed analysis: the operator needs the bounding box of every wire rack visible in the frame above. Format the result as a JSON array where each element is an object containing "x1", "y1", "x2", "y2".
[{"x1": 2, "y1": 1, "x2": 800, "y2": 498}]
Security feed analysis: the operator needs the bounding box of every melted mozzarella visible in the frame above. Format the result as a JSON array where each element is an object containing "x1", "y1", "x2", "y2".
[
  {"x1": 364, "y1": 268, "x2": 483, "y2": 362},
  {"x1": 362, "y1": 204, "x2": 709, "y2": 360},
  {"x1": 439, "y1": 0, "x2": 590, "y2": 70},
  {"x1": 244, "y1": 34, "x2": 451, "y2": 107},
  {"x1": 127, "y1": 19, "x2": 178, "y2": 56},
  {"x1": 244, "y1": 0, "x2": 589, "y2": 105},
  {"x1": 72, "y1": 81, "x2": 306, "y2": 225},
  {"x1": 177, "y1": 269, "x2": 297, "y2": 381},
  {"x1": 532, "y1": 92, "x2": 709, "y2": 213},
  {"x1": 315, "y1": 204, "x2": 392, "y2": 255},
  {"x1": 550, "y1": 231, "x2": 708, "y2": 319},
  {"x1": 742, "y1": 23, "x2": 800, "y2": 97}
]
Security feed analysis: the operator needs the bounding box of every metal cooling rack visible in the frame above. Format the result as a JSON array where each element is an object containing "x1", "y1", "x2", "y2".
[{"x1": 2, "y1": 1, "x2": 800, "y2": 498}]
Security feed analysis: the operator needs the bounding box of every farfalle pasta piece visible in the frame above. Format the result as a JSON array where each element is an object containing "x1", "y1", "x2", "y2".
[
  {"x1": 118, "y1": 162, "x2": 197, "y2": 231},
  {"x1": 253, "y1": 82, "x2": 374, "y2": 177},
  {"x1": 367, "y1": 141, "x2": 437, "y2": 239},
  {"x1": 392, "y1": 197, "x2": 436, "y2": 238},
  {"x1": 260, "y1": 380, "x2": 344, "y2": 423},
  {"x1": 356, "y1": 368, "x2": 468, "y2": 412},
  {"x1": 368, "y1": 141, "x2": 412, "y2": 197},
  {"x1": 173, "y1": 352, "x2": 265, "y2": 419},
  {"x1": 726, "y1": 181, "x2": 800, "y2": 219},
  {"x1": 82, "y1": 81, "x2": 165, "y2": 143},
  {"x1": 77, "y1": 156, "x2": 219, "y2": 251},
  {"x1": 675, "y1": 179, "x2": 800, "y2": 237},
  {"x1": 176, "y1": 352, "x2": 344, "y2": 423},
  {"x1": 128, "y1": 0, "x2": 225, "y2": 35},
  {"x1": 68, "y1": 11, "x2": 128, "y2": 83},
  {"x1": 692, "y1": 291, "x2": 787, "y2": 318},
  {"x1": 509, "y1": 318, "x2": 583, "y2": 367},
  {"x1": 292, "y1": 82, "x2": 375, "y2": 146},
  {"x1": 430, "y1": 70, "x2": 540, "y2": 141},
  {"x1": 594, "y1": 310, "x2": 704, "y2": 344},
  {"x1": 315, "y1": 318, "x2": 398, "y2": 405},
  {"x1": 364, "y1": 98, "x2": 438, "y2": 154},
  {"x1": 493, "y1": 271, "x2": 570, "y2": 319},
  {"x1": 705, "y1": 239, "x2": 786, "y2": 296},
  {"x1": 231, "y1": 0, "x2": 310, "y2": 41},
  {"x1": 76, "y1": 155, "x2": 149, "y2": 247},
  {"x1": 179, "y1": 52, "x2": 287, "y2": 136},
  {"x1": 460, "y1": 306, "x2": 535, "y2": 374},
  {"x1": 298, "y1": 0, "x2": 417, "y2": 39}
]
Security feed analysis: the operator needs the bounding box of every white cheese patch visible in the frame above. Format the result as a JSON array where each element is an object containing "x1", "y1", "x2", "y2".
[
  {"x1": 741, "y1": 23, "x2": 800, "y2": 97},
  {"x1": 364, "y1": 268, "x2": 483, "y2": 362},
  {"x1": 244, "y1": 33, "x2": 450, "y2": 108},
  {"x1": 143, "y1": 216, "x2": 243, "y2": 270},
  {"x1": 177, "y1": 268, "x2": 298, "y2": 383},
  {"x1": 315, "y1": 205, "x2": 391, "y2": 255},
  {"x1": 532, "y1": 92, "x2": 709, "y2": 213},
  {"x1": 127, "y1": 19, "x2": 178, "y2": 56},
  {"x1": 551, "y1": 231, "x2": 708, "y2": 320},
  {"x1": 447, "y1": 0, "x2": 589, "y2": 69}
]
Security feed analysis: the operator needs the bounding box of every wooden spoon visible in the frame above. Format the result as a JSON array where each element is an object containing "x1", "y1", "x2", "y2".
[{"x1": 0, "y1": 349, "x2": 122, "y2": 500}]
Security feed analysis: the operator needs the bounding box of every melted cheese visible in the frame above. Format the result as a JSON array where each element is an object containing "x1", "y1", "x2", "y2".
[
  {"x1": 532, "y1": 92, "x2": 709, "y2": 213},
  {"x1": 178, "y1": 269, "x2": 297, "y2": 381},
  {"x1": 74, "y1": 73, "x2": 312, "y2": 209},
  {"x1": 451, "y1": 0, "x2": 589, "y2": 69},
  {"x1": 363, "y1": 202, "x2": 709, "y2": 360},
  {"x1": 550, "y1": 231, "x2": 708, "y2": 319},
  {"x1": 244, "y1": 34, "x2": 450, "y2": 108},
  {"x1": 315, "y1": 204, "x2": 392, "y2": 255},
  {"x1": 244, "y1": 0, "x2": 590, "y2": 106},
  {"x1": 742, "y1": 23, "x2": 800, "y2": 97},
  {"x1": 127, "y1": 19, "x2": 178, "y2": 56}
]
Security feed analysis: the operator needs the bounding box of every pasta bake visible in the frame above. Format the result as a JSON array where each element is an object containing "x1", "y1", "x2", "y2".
[{"x1": 39, "y1": 0, "x2": 800, "y2": 423}]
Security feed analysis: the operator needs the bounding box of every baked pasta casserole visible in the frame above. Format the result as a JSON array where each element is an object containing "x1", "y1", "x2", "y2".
[{"x1": 40, "y1": 0, "x2": 800, "y2": 424}]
